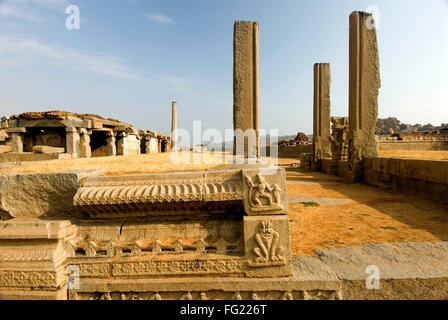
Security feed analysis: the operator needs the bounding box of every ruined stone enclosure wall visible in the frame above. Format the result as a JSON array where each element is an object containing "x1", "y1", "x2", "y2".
[
  {"x1": 364, "y1": 157, "x2": 448, "y2": 203},
  {"x1": 378, "y1": 140, "x2": 448, "y2": 151}
]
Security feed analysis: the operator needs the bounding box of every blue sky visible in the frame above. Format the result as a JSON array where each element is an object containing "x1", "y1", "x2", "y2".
[{"x1": 0, "y1": 0, "x2": 447, "y2": 138}]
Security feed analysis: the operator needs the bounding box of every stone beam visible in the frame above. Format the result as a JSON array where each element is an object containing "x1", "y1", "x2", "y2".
[
  {"x1": 233, "y1": 20, "x2": 259, "y2": 158},
  {"x1": 348, "y1": 11, "x2": 381, "y2": 181},
  {"x1": 313, "y1": 63, "x2": 332, "y2": 163}
]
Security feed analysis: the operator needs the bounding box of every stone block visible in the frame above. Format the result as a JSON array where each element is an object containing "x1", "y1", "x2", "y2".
[
  {"x1": 0, "y1": 218, "x2": 76, "y2": 297},
  {"x1": 243, "y1": 215, "x2": 292, "y2": 278},
  {"x1": 242, "y1": 168, "x2": 287, "y2": 215},
  {"x1": 316, "y1": 242, "x2": 448, "y2": 300},
  {"x1": 0, "y1": 170, "x2": 99, "y2": 218},
  {"x1": 32, "y1": 145, "x2": 65, "y2": 154},
  {"x1": 0, "y1": 145, "x2": 11, "y2": 153}
]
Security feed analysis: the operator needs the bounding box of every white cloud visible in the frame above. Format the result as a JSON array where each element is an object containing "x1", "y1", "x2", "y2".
[
  {"x1": 0, "y1": 35, "x2": 188, "y2": 91},
  {"x1": 0, "y1": 2, "x2": 42, "y2": 21},
  {"x1": 146, "y1": 13, "x2": 174, "y2": 24},
  {"x1": 0, "y1": 0, "x2": 67, "y2": 22},
  {"x1": 0, "y1": 35, "x2": 143, "y2": 80}
]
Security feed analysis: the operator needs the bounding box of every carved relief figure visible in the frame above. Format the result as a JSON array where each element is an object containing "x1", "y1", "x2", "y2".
[
  {"x1": 244, "y1": 174, "x2": 283, "y2": 211},
  {"x1": 329, "y1": 117, "x2": 348, "y2": 161},
  {"x1": 251, "y1": 221, "x2": 285, "y2": 265}
]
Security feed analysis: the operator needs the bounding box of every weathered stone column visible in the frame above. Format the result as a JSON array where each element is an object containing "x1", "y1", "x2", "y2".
[
  {"x1": 348, "y1": 11, "x2": 381, "y2": 181},
  {"x1": 116, "y1": 132, "x2": 127, "y2": 156},
  {"x1": 106, "y1": 132, "x2": 116, "y2": 156},
  {"x1": 157, "y1": 137, "x2": 162, "y2": 153},
  {"x1": 147, "y1": 136, "x2": 158, "y2": 154},
  {"x1": 166, "y1": 139, "x2": 171, "y2": 153},
  {"x1": 66, "y1": 127, "x2": 80, "y2": 158},
  {"x1": 171, "y1": 101, "x2": 177, "y2": 152},
  {"x1": 233, "y1": 20, "x2": 259, "y2": 158},
  {"x1": 10, "y1": 133, "x2": 24, "y2": 153},
  {"x1": 79, "y1": 129, "x2": 91, "y2": 158},
  {"x1": 313, "y1": 63, "x2": 332, "y2": 165}
]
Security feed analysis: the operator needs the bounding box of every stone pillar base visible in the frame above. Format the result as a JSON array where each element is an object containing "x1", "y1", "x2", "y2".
[{"x1": 0, "y1": 218, "x2": 76, "y2": 300}]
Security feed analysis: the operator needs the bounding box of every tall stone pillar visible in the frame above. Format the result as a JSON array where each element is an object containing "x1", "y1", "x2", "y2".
[
  {"x1": 348, "y1": 11, "x2": 381, "y2": 181},
  {"x1": 313, "y1": 63, "x2": 332, "y2": 165},
  {"x1": 171, "y1": 101, "x2": 177, "y2": 152},
  {"x1": 11, "y1": 133, "x2": 24, "y2": 153},
  {"x1": 106, "y1": 132, "x2": 116, "y2": 156},
  {"x1": 233, "y1": 20, "x2": 259, "y2": 158},
  {"x1": 66, "y1": 127, "x2": 80, "y2": 158},
  {"x1": 79, "y1": 129, "x2": 91, "y2": 158}
]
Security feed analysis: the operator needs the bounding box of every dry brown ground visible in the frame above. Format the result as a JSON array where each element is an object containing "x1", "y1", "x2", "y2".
[
  {"x1": 284, "y1": 163, "x2": 448, "y2": 256},
  {"x1": 378, "y1": 150, "x2": 448, "y2": 160}
]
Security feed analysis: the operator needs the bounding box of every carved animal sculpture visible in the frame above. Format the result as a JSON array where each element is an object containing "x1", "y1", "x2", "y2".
[
  {"x1": 253, "y1": 221, "x2": 284, "y2": 262},
  {"x1": 245, "y1": 174, "x2": 281, "y2": 207}
]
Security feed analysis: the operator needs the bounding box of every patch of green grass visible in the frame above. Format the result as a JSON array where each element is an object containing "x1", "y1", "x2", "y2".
[
  {"x1": 380, "y1": 226, "x2": 398, "y2": 231},
  {"x1": 301, "y1": 202, "x2": 320, "y2": 207}
]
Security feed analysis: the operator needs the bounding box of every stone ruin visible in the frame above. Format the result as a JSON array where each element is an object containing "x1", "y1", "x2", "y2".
[
  {"x1": 0, "y1": 110, "x2": 171, "y2": 159},
  {"x1": 0, "y1": 165, "x2": 303, "y2": 300},
  {"x1": 0, "y1": 19, "x2": 345, "y2": 300},
  {"x1": 311, "y1": 11, "x2": 381, "y2": 181}
]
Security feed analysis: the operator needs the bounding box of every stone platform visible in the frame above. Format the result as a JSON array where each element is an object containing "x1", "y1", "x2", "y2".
[{"x1": 67, "y1": 256, "x2": 341, "y2": 300}]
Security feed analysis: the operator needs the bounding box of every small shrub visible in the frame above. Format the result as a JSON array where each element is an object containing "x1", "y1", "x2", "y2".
[{"x1": 301, "y1": 202, "x2": 320, "y2": 207}]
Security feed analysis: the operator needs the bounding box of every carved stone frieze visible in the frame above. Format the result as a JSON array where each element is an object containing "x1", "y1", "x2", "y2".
[
  {"x1": 73, "y1": 169, "x2": 248, "y2": 218},
  {"x1": 70, "y1": 290, "x2": 342, "y2": 301},
  {"x1": 111, "y1": 258, "x2": 247, "y2": 277}
]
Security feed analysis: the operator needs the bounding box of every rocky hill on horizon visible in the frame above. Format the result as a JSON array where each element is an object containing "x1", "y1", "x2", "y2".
[{"x1": 376, "y1": 117, "x2": 448, "y2": 135}]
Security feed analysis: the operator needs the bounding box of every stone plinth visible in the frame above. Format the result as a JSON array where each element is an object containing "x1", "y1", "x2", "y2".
[
  {"x1": 348, "y1": 11, "x2": 381, "y2": 181},
  {"x1": 233, "y1": 20, "x2": 259, "y2": 158},
  {"x1": 313, "y1": 63, "x2": 332, "y2": 163},
  {"x1": 0, "y1": 166, "x2": 343, "y2": 300},
  {"x1": 67, "y1": 255, "x2": 341, "y2": 300},
  {"x1": 0, "y1": 218, "x2": 76, "y2": 300},
  {"x1": 32, "y1": 145, "x2": 65, "y2": 154}
]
